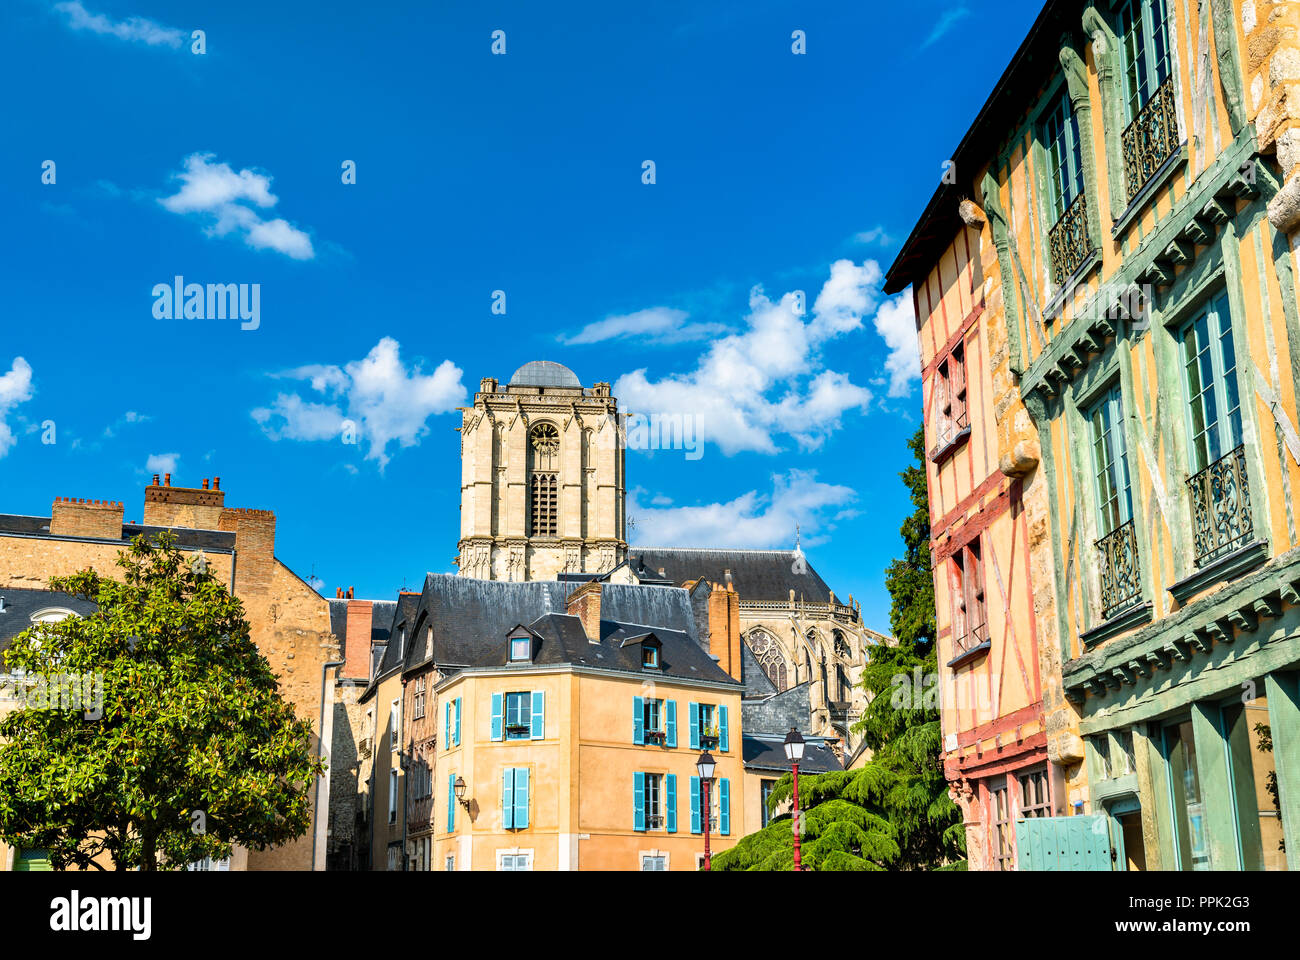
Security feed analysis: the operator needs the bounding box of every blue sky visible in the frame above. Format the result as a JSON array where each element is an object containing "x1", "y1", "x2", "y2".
[{"x1": 0, "y1": 0, "x2": 1041, "y2": 631}]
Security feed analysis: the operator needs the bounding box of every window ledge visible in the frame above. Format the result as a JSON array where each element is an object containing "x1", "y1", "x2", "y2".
[
  {"x1": 946, "y1": 639, "x2": 991, "y2": 669},
  {"x1": 1111, "y1": 144, "x2": 1188, "y2": 239},
  {"x1": 1168, "y1": 539, "x2": 1269, "y2": 606},
  {"x1": 1080, "y1": 601, "x2": 1153, "y2": 649},
  {"x1": 930, "y1": 426, "x2": 971, "y2": 465},
  {"x1": 1043, "y1": 248, "x2": 1101, "y2": 323}
]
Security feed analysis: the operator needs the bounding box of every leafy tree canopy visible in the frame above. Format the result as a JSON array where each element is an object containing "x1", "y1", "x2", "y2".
[{"x1": 0, "y1": 533, "x2": 323, "y2": 870}]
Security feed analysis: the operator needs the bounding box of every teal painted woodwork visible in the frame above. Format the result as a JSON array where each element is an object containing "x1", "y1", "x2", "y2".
[{"x1": 1015, "y1": 815, "x2": 1114, "y2": 870}]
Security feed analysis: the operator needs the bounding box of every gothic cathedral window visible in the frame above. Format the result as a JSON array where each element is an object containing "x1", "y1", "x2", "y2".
[
  {"x1": 529, "y1": 422, "x2": 560, "y2": 536},
  {"x1": 747, "y1": 629, "x2": 787, "y2": 692}
]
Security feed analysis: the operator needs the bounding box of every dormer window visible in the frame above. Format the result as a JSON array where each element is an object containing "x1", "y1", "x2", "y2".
[
  {"x1": 510, "y1": 635, "x2": 532, "y2": 662},
  {"x1": 642, "y1": 645, "x2": 659, "y2": 669}
]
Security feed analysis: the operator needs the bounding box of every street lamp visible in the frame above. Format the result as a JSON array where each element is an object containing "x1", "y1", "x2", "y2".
[
  {"x1": 696, "y1": 750, "x2": 716, "y2": 871},
  {"x1": 454, "y1": 775, "x2": 469, "y2": 809},
  {"x1": 783, "y1": 727, "x2": 805, "y2": 871}
]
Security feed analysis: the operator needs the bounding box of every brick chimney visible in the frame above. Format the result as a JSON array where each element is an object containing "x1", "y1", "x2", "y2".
[
  {"x1": 49, "y1": 497, "x2": 125, "y2": 540},
  {"x1": 343, "y1": 599, "x2": 375, "y2": 680},
  {"x1": 566, "y1": 582, "x2": 603, "y2": 643},
  {"x1": 217, "y1": 507, "x2": 276, "y2": 596},
  {"x1": 706, "y1": 581, "x2": 742, "y2": 682},
  {"x1": 143, "y1": 475, "x2": 226, "y2": 529}
]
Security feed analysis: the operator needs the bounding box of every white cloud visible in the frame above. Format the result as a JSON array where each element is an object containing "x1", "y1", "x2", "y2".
[
  {"x1": 0, "y1": 358, "x2": 34, "y2": 459},
  {"x1": 159, "y1": 153, "x2": 315, "y2": 260},
  {"x1": 852, "y1": 226, "x2": 894, "y2": 247},
  {"x1": 54, "y1": 1, "x2": 184, "y2": 47},
  {"x1": 873, "y1": 294, "x2": 921, "y2": 397},
  {"x1": 628, "y1": 470, "x2": 855, "y2": 549},
  {"x1": 252, "y1": 337, "x2": 467, "y2": 469},
  {"x1": 145, "y1": 452, "x2": 179, "y2": 474},
  {"x1": 561, "y1": 307, "x2": 729, "y2": 346},
  {"x1": 921, "y1": 7, "x2": 971, "y2": 49},
  {"x1": 613, "y1": 260, "x2": 882, "y2": 455}
]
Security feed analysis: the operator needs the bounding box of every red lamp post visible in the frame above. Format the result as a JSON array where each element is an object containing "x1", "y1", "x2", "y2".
[
  {"x1": 784, "y1": 727, "x2": 806, "y2": 871},
  {"x1": 696, "y1": 749, "x2": 716, "y2": 871}
]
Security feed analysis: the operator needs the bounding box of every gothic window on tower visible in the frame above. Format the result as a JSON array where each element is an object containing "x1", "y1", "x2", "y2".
[
  {"x1": 528, "y1": 422, "x2": 560, "y2": 536},
  {"x1": 747, "y1": 629, "x2": 787, "y2": 691}
]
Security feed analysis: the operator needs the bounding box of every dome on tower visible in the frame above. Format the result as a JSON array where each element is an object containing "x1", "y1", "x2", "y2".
[{"x1": 508, "y1": 360, "x2": 582, "y2": 388}]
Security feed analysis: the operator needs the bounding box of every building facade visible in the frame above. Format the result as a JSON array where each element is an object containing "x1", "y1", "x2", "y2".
[{"x1": 889, "y1": 0, "x2": 1300, "y2": 870}]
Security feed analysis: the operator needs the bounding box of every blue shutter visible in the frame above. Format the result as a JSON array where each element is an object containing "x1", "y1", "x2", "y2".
[
  {"x1": 633, "y1": 771, "x2": 646, "y2": 831},
  {"x1": 514, "y1": 768, "x2": 530, "y2": 829},
  {"x1": 444, "y1": 701, "x2": 451, "y2": 745},
  {"x1": 688, "y1": 702, "x2": 700, "y2": 750},
  {"x1": 454, "y1": 697, "x2": 462, "y2": 746},
  {"x1": 690, "y1": 776, "x2": 701, "y2": 834},
  {"x1": 633, "y1": 696, "x2": 645, "y2": 745},
  {"x1": 1015, "y1": 815, "x2": 1113, "y2": 870},
  {"x1": 490, "y1": 693, "x2": 503, "y2": 741},
  {"x1": 447, "y1": 774, "x2": 456, "y2": 833},
  {"x1": 719, "y1": 705, "x2": 729, "y2": 753},
  {"x1": 719, "y1": 778, "x2": 731, "y2": 835},
  {"x1": 531, "y1": 691, "x2": 545, "y2": 740},
  {"x1": 502, "y1": 767, "x2": 515, "y2": 829},
  {"x1": 666, "y1": 774, "x2": 677, "y2": 833},
  {"x1": 666, "y1": 699, "x2": 677, "y2": 748}
]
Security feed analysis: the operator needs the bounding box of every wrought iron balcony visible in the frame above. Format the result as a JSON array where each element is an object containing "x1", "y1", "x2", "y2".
[
  {"x1": 1121, "y1": 77, "x2": 1181, "y2": 202},
  {"x1": 1188, "y1": 445, "x2": 1253, "y2": 567},
  {"x1": 1096, "y1": 519, "x2": 1142, "y2": 619},
  {"x1": 1048, "y1": 191, "x2": 1093, "y2": 283}
]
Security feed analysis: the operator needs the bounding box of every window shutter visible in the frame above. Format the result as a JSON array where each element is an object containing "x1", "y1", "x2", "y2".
[
  {"x1": 490, "y1": 693, "x2": 503, "y2": 741},
  {"x1": 502, "y1": 767, "x2": 515, "y2": 830},
  {"x1": 633, "y1": 696, "x2": 645, "y2": 745},
  {"x1": 514, "y1": 768, "x2": 530, "y2": 829},
  {"x1": 665, "y1": 699, "x2": 677, "y2": 748},
  {"x1": 688, "y1": 702, "x2": 700, "y2": 750},
  {"x1": 666, "y1": 774, "x2": 677, "y2": 833},
  {"x1": 454, "y1": 697, "x2": 462, "y2": 746},
  {"x1": 531, "y1": 690, "x2": 545, "y2": 740},
  {"x1": 719, "y1": 705, "x2": 729, "y2": 752},
  {"x1": 689, "y1": 776, "x2": 701, "y2": 834},
  {"x1": 719, "y1": 778, "x2": 731, "y2": 836},
  {"x1": 447, "y1": 774, "x2": 455, "y2": 833},
  {"x1": 633, "y1": 771, "x2": 646, "y2": 832}
]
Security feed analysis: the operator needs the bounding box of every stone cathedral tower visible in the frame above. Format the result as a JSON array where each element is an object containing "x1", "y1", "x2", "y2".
[{"x1": 455, "y1": 361, "x2": 627, "y2": 581}]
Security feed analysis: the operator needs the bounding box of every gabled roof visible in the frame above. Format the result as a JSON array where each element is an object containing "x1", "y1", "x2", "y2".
[
  {"x1": 626, "y1": 547, "x2": 833, "y2": 602},
  {"x1": 743, "y1": 734, "x2": 843, "y2": 774}
]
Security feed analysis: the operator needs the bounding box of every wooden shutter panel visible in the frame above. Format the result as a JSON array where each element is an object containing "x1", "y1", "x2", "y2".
[
  {"x1": 530, "y1": 691, "x2": 545, "y2": 740},
  {"x1": 514, "y1": 768, "x2": 530, "y2": 829},
  {"x1": 719, "y1": 778, "x2": 731, "y2": 836},
  {"x1": 633, "y1": 771, "x2": 646, "y2": 832},
  {"x1": 666, "y1": 774, "x2": 677, "y2": 833},
  {"x1": 665, "y1": 699, "x2": 677, "y2": 748},
  {"x1": 447, "y1": 774, "x2": 455, "y2": 833},
  {"x1": 633, "y1": 696, "x2": 644, "y2": 745},
  {"x1": 690, "y1": 776, "x2": 701, "y2": 834},
  {"x1": 444, "y1": 701, "x2": 451, "y2": 745},
  {"x1": 688, "y1": 702, "x2": 700, "y2": 750},
  {"x1": 490, "y1": 693, "x2": 503, "y2": 741},
  {"x1": 502, "y1": 768, "x2": 515, "y2": 830},
  {"x1": 719, "y1": 705, "x2": 729, "y2": 753},
  {"x1": 454, "y1": 697, "x2": 462, "y2": 746},
  {"x1": 1014, "y1": 815, "x2": 1113, "y2": 870}
]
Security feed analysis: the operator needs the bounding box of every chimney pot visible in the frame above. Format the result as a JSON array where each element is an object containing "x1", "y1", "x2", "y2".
[
  {"x1": 202, "y1": 478, "x2": 209, "y2": 490},
  {"x1": 336, "y1": 587, "x2": 344, "y2": 599},
  {"x1": 164, "y1": 473, "x2": 171, "y2": 486},
  {"x1": 213, "y1": 477, "x2": 220, "y2": 490},
  {"x1": 152, "y1": 474, "x2": 159, "y2": 486}
]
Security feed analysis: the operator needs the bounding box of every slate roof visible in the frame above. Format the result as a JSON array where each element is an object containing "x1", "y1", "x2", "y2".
[
  {"x1": 743, "y1": 734, "x2": 843, "y2": 774},
  {"x1": 403, "y1": 574, "x2": 736, "y2": 687},
  {"x1": 327, "y1": 597, "x2": 398, "y2": 675},
  {"x1": 508, "y1": 360, "x2": 581, "y2": 388},
  {"x1": 0, "y1": 513, "x2": 235, "y2": 552},
  {"x1": 0, "y1": 588, "x2": 98, "y2": 658},
  {"x1": 626, "y1": 547, "x2": 833, "y2": 602}
]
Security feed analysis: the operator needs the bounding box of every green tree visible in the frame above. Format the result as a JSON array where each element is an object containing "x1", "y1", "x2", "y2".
[
  {"x1": 713, "y1": 426, "x2": 964, "y2": 870},
  {"x1": 0, "y1": 533, "x2": 323, "y2": 870}
]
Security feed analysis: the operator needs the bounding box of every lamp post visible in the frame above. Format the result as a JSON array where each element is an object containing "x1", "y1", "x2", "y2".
[
  {"x1": 783, "y1": 727, "x2": 805, "y2": 871},
  {"x1": 696, "y1": 749, "x2": 716, "y2": 871}
]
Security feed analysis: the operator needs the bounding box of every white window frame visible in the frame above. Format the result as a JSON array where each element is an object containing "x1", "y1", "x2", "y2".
[
  {"x1": 639, "y1": 849, "x2": 670, "y2": 871},
  {"x1": 496, "y1": 848, "x2": 534, "y2": 871}
]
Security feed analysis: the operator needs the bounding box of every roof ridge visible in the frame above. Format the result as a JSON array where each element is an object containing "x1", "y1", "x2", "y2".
[{"x1": 633, "y1": 546, "x2": 796, "y2": 555}]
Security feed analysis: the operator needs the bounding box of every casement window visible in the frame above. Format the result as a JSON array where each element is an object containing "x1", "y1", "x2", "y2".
[
  {"x1": 633, "y1": 696, "x2": 676, "y2": 746},
  {"x1": 989, "y1": 778, "x2": 1013, "y2": 871},
  {"x1": 389, "y1": 769, "x2": 398, "y2": 824},
  {"x1": 1043, "y1": 92, "x2": 1085, "y2": 222},
  {"x1": 445, "y1": 855, "x2": 455, "y2": 872},
  {"x1": 760, "y1": 779, "x2": 776, "y2": 828},
  {"x1": 501, "y1": 767, "x2": 531, "y2": 830},
  {"x1": 934, "y1": 344, "x2": 969, "y2": 450},
  {"x1": 689, "y1": 776, "x2": 730, "y2": 836},
  {"x1": 509, "y1": 634, "x2": 532, "y2": 662},
  {"x1": 446, "y1": 773, "x2": 457, "y2": 833},
  {"x1": 950, "y1": 538, "x2": 988, "y2": 659},
  {"x1": 1117, "y1": 0, "x2": 1172, "y2": 122},
  {"x1": 443, "y1": 696, "x2": 462, "y2": 747},
  {"x1": 412, "y1": 676, "x2": 426, "y2": 720},
  {"x1": 491, "y1": 691, "x2": 545, "y2": 741},
  {"x1": 641, "y1": 644, "x2": 659, "y2": 669},
  {"x1": 1088, "y1": 383, "x2": 1135, "y2": 535},
  {"x1": 634, "y1": 771, "x2": 677, "y2": 832},
  {"x1": 1180, "y1": 294, "x2": 1242, "y2": 473},
  {"x1": 498, "y1": 852, "x2": 533, "y2": 871},
  {"x1": 390, "y1": 698, "x2": 401, "y2": 751},
  {"x1": 687, "y1": 702, "x2": 729, "y2": 752},
  {"x1": 1018, "y1": 768, "x2": 1052, "y2": 819},
  {"x1": 386, "y1": 844, "x2": 402, "y2": 872},
  {"x1": 641, "y1": 855, "x2": 667, "y2": 871}
]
